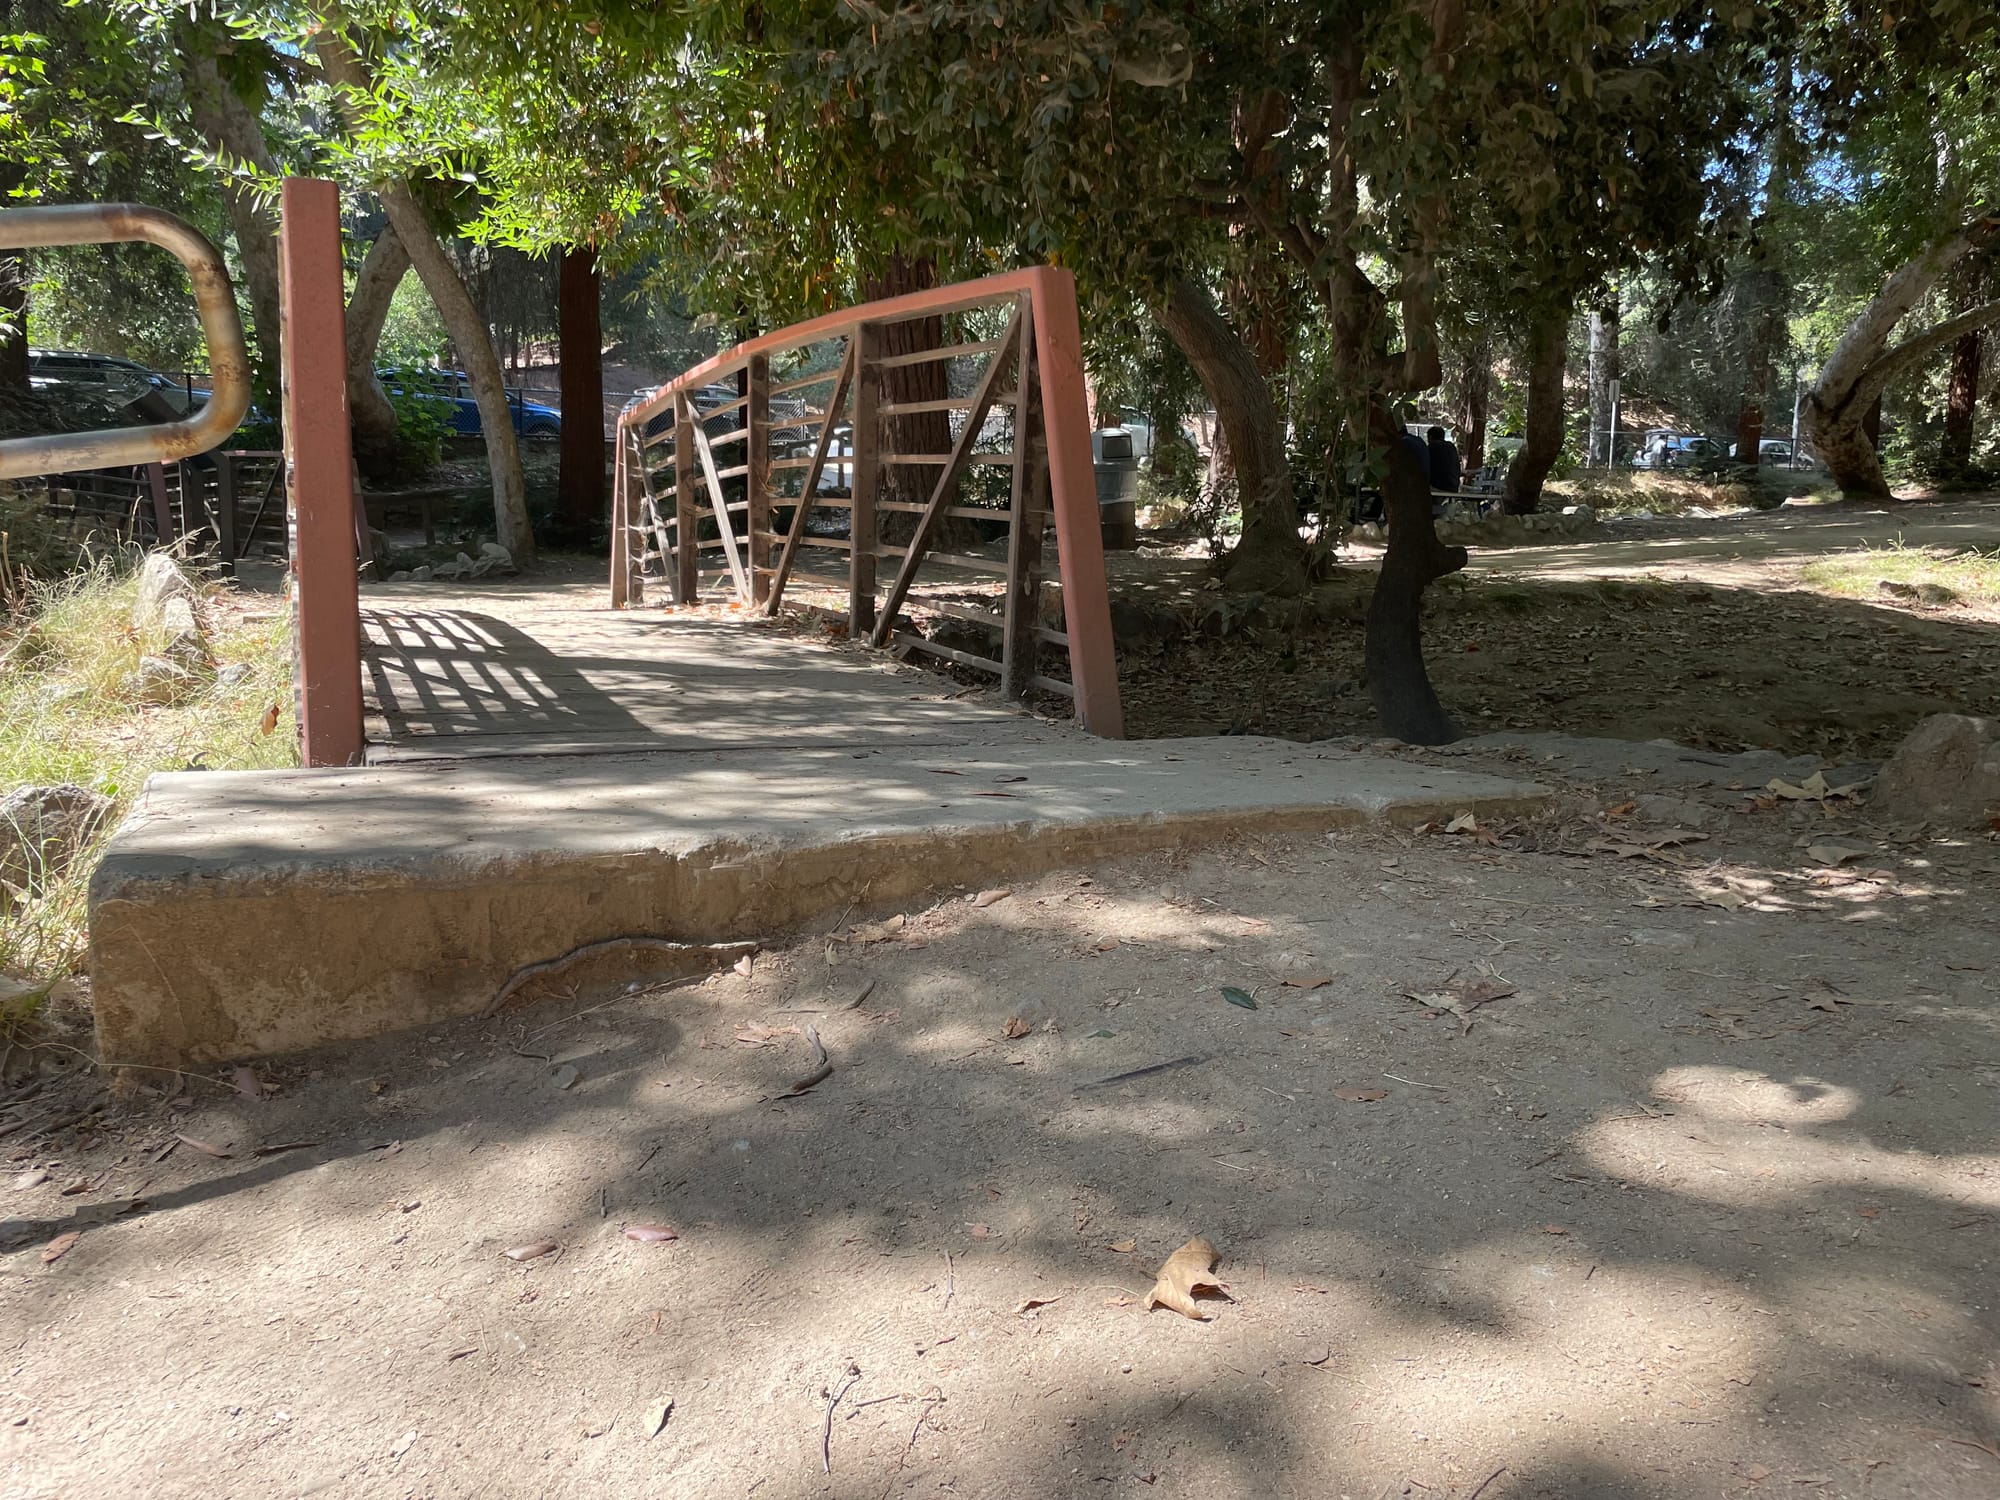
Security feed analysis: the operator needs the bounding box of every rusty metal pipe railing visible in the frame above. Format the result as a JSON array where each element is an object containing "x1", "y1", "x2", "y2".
[{"x1": 0, "y1": 203, "x2": 252, "y2": 480}]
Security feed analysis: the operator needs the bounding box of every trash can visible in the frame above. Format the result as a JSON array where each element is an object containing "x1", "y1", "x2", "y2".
[{"x1": 1094, "y1": 428, "x2": 1139, "y2": 550}]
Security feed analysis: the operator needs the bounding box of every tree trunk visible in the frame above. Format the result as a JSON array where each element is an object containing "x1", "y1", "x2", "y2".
[
  {"x1": 1503, "y1": 307, "x2": 1569, "y2": 513},
  {"x1": 863, "y1": 252, "x2": 951, "y2": 515},
  {"x1": 1455, "y1": 335, "x2": 1491, "y2": 472},
  {"x1": 1586, "y1": 292, "x2": 1618, "y2": 465},
  {"x1": 1805, "y1": 219, "x2": 2000, "y2": 501},
  {"x1": 557, "y1": 246, "x2": 607, "y2": 531},
  {"x1": 1365, "y1": 399, "x2": 1464, "y2": 744},
  {"x1": 316, "y1": 34, "x2": 533, "y2": 561},
  {"x1": 0, "y1": 249, "x2": 24, "y2": 398},
  {"x1": 1155, "y1": 276, "x2": 1304, "y2": 595},
  {"x1": 1941, "y1": 330, "x2": 1983, "y2": 475},
  {"x1": 179, "y1": 34, "x2": 283, "y2": 391},
  {"x1": 1861, "y1": 393, "x2": 1882, "y2": 452},
  {"x1": 344, "y1": 226, "x2": 409, "y2": 482}
]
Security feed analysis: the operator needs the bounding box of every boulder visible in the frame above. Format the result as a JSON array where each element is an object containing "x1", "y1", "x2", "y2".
[
  {"x1": 1870, "y1": 714, "x2": 2000, "y2": 828},
  {"x1": 132, "y1": 553, "x2": 193, "y2": 633},
  {"x1": 0, "y1": 783, "x2": 114, "y2": 894},
  {"x1": 123, "y1": 654, "x2": 198, "y2": 706},
  {"x1": 469, "y1": 544, "x2": 514, "y2": 578},
  {"x1": 158, "y1": 594, "x2": 212, "y2": 670}
]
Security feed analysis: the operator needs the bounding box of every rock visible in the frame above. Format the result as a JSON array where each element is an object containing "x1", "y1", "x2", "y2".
[
  {"x1": 213, "y1": 661, "x2": 252, "y2": 689},
  {"x1": 389, "y1": 571, "x2": 413, "y2": 582},
  {"x1": 479, "y1": 541, "x2": 510, "y2": 559},
  {"x1": 0, "y1": 973, "x2": 47, "y2": 1010},
  {"x1": 157, "y1": 595, "x2": 212, "y2": 670},
  {"x1": 410, "y1": 565, "x2": 434, "y2": 582},
  {"x1": 1635, "y1": 794, "x2": 1716, "y2": 830},
  {"x1": 123, "y1": 654, "x2": 198, "y2": 706},
  {"x1": 0, "y1": 784, "x2": 114, "y2": 894},
  {"x1": 469, "y1": 545, "x2": 514, "y2": 578},
  {"x1": 132, "y1": 553, "x2": 193, "y2": 632},
  {"x1": 1870, "y1": 714, "x2": 2000, "y2": 828},
  {"x1": 1561, "y1": 503, "x2": 1596, "y2": 525}
]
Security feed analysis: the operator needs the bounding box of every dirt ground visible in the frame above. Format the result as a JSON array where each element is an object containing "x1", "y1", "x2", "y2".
[{"x1": 4, "y1": 734, "x2": 1997, "y2": 1500}]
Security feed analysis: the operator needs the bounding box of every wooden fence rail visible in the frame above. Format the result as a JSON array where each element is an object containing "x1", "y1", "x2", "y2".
[{"x1": 610, "y1": 267, "x2": 1121, "y2": 737}]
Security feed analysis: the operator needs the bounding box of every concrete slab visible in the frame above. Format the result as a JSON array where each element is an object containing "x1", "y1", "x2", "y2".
[{"x1": 90, "y1": 738, "x2": 1546, "y2": 1066}]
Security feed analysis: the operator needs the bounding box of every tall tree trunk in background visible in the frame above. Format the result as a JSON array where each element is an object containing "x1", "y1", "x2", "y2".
[
  {"x1": 344, "y1": 226, "x2": 408, "y2": 482},
  {"x1": 1940, "y1": 329, "x2": 1983, "y2": 475},
  {"x1": 1807, "y1": 219, "x2": 2000, "y2": 501},
  {"x1": 179, "y1": 34, "x2": 283, "y2": 391},
  {"x1": 317, "y1": 35, "x2": 532, "y2": 561},
  {"x1": 0, "y1": 247, "x2": 25, "y2": 398},
  {"x1": 1503, "y1": 307, "x2": 1569, "y2": 514},
  {"x1": 1155, "y1": 276, "x2": 1305, "y2": 596},
  {"x1": 557, "y1": 245, "x2": 606, "y2": 531},
  {"x1": 1365, "y1": 398, "x2": 1464, "y2": 744},
  {"x1": 1735, "y1": 267, "x2": 1784, "y2": 466},
  {"x1": 1454, "y1": 334, "x2": 1491, "y2": 471},
  {"x1": 863, "y1": 252, "x2": 950, "y2": 516},
  {"x1": 1586, "y1": 291, "x2": 1619, "y2": 465}
]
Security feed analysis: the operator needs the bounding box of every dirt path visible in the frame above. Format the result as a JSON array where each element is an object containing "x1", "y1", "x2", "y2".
[{"x1": 4, "y1": 741, "x2": 1996, "y2": 1499}]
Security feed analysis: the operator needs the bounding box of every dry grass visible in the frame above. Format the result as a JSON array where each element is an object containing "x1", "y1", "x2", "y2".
[
  {"x1": 1549, "y1": 467, "x2": 1835, "y2": 516},
  {"x1": 1799, "y1": 539, "x2": 2000, "y2": 613},
  {"x1": 0, "y1": 558, "x2": 298, "y2": 992}
]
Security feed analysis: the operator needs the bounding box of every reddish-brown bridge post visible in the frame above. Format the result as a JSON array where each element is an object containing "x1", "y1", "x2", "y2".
[{"x1": 281, "y1": 178, "x2": 364, "y2": 767}]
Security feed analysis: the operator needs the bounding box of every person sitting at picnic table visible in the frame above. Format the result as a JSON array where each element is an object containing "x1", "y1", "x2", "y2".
[{"x1": 1426, "y1": 425, "x2": 1462, "y2": 496}]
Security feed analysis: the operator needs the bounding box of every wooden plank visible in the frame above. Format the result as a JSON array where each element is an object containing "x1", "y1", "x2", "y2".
[
  {"x1": 689, "y1": 418, "x2": 751, "y2": 603},
  {"x1": 875, "y1": 547, "x2": 1010, "y2": 575},
  {"x1": 876, "y1": 335, "x2": 1009, "y2": 370},
  {"x1": 673, "y1": 394, "x2": 699, "y2": 603},
  {"x1": 892, "y1": 629, "x2": 1002, "y2": 676},
  {"x1": 610, "y1": 429, "x2": 630, "y2": 606},
  {"x1": 1027, "y1": 674, "x2": 1076, "y2": 698},
  {"x1": 877, "y1": 392, "x2": 1018, "y2": 417},
  {"x1": 771, "y1": 368, "x2": 844, "y2": 396},
  {"x1": 848, "y1": 322, "x2": 883, "y2": 638},
  {"x1": 1003, "y1": 292, "x2": 1041, "y2": 700},
  {"x1": 880, "y1": 452, "x2": 1015, "y2": 466},
  {"x1": 766, "y1": 337, "x2": 855, "y2": 615},
  {"x1": 907, "y1": 597, "x2": 1004, "y2": 630},
  {"x1": 870, "y1": 306, "x2": 1022, "y2": 648}
]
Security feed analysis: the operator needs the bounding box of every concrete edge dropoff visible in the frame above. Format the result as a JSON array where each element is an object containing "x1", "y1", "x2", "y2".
[{"x1": 89, "y1": 741, "x2": 1548, "y2": 1066}]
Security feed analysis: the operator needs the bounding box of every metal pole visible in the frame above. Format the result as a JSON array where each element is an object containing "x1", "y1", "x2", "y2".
[
  {"x1": 1790, "y1": 371, "x2": 1802, "y2": 468},
  {"x1": 281, "y1": 178, "x2": 365, "y2": 768}
]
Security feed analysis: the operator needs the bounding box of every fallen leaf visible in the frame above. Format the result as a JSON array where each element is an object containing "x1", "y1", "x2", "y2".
[
  {"x1": 1540, "y1": 1224, "x2": 1570, "y2": 1235},
  {"x1": 1107, "y1": 1238, "x2": 1138, "y2": 1253},
  {"x1": 389, "y1": 1429, "x2": 417, "y2": 1458},
  {"x1": 734, "y1": 1023, "x2": 798, "y2": 1046},
  {"x1": 1745, "y1": 1463, "x2": 1772, "y2": 1482},
  {"x1": 1144, "y1": 1236, "x2": 1228, "y2": 1320},
  {"x1": 1002, "y1": 1015, "x2": 1031, "y2": 1039},
  {"x1": 972, "y1": 888, "x2": 1012, "y2": 909},
  {"x1": 1113, "y1": 1429, "x2": 1139, "y2": 1452},
  {"x1": 643, "y1": 1399, "x2": 674, "y2": 1439},
  {"x1": 175, "y1": 1133, "x2": 233, "y2": 1159},
  {"x1": 1281, "y1": 975, "x2": 1334, "y2": 990},
  {"x1": 40, "y1": 1231, "x2": 80, "y2": 1264},
  {"x1": 994, "y1": 774, "x2": 1028, "y2": 783},
  {"x1": 733, "y1": 954, "x2": 754, "y2": 977},
  {"x1": 1219, "y1": 986, "x2": 1259, "y2": 1010},
  {"x1": 1446, "y1": 811, "x2": 1478, "y2": 834},
  {"x1": 1303, "y1": 1347, "x2": 1334, "y2": 1366},
  {"x1": 230, "y1": 1066, "x2": 263, "y2": 1102},
  {"x1": 1604, "y1": 800, "x2": 1637, "y2": 817},
  {"x1": 503, "y1": 1240, "x2": 559, "y2": 1261},
  {"x1": 1856, "y1": 1206, "x2": 1880, "y2": 1220},
  {"x1": 258, "y1": 702, "x2": 280, "y2": 736},
  {"x1": 852, "y1": 914, "x2": 906, "y2": 943},
  {"x1": 1806, "y1": 842, "x2": 1867, "y2": 866},
  {"x1": 1406, "y1": 976, "x2": 1517, "y2": 1024},
  {"x1": 253, "y1": 1141, "x2": 319, "y2": 1157},
  {"x1": 1333, "y1": 1086, "x2": 1388, "y2": 1102},
  {"x1": 1016, "y1": 1295, "x2": 1063, "y2": 1314},
  {"x1": 1088, "y1": 1027, "x2": 1116, "y2": 1038},
  {"x1": 623, "y1": 1224, "x2": 679, "y2": 1243},
  {"x1": 550, "y1": 1064, "x2": 580, "y2": 1091},
  {"x1": 10, "y1": 1170, "x2": 48, "y2": 1191},
  {"x1": 1095, "y1": 938, "x2": 1120, "y2": 952},
  {"x1": 582, "y1": 1418, "x2": 615, "y2": 1438},
  {"x1": 968, "y1": 1223, "x2": 992, "y2": 1241}
]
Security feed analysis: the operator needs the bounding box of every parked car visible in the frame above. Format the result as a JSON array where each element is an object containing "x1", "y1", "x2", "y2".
[
  {"x1": 379, "y1": 367, "x2": 562, "y2": 440},
  {"x1": 28, "y1": 348, "x2": 179, "y2": 406},
  {"x1": 1728, "y1": 437, "x2": 1819, "y2": 468},
  {"x1": 1634, "y1": 430, "x2": 1725, "y2": 469}
]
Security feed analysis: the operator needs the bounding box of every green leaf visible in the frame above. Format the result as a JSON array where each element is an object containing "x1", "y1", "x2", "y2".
[
  {"x1": 1088, "y1": 1027, "x2": 1115, "y2": 1038},
  {"x1": 1220, "y1": 987, "x2": 1258, "y2": 1010}
]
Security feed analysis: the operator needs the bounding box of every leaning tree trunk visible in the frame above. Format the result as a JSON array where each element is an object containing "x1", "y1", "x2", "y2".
[
  {"x1": 180, "y1": 35, "x2": 283, "y2": 392},
  {"x1": 557, "y1": 245, "x2": 606, "y2": 530},
  {"x1": 317, "y1": 34, "x2": 533, "y2": 561},
  {"x1": 1940, "y1": 329, "x2": 1983, "y2": 476},
  {"x1": 1155, "y1": 276, "x2": 1305, "y2": 595},
  {"x1": 1806, "y1": 219, "x2": 2000, "y2": 502},
  {"x1": 1364, "y1": 399, "x2": 1465, "y2": 744},
  {"x1": 1503, "y1": 307, "x2": 1569, "y2": 514},
  {"x1": 344, "y1": 226, "x2": 409, "y2": 482}
]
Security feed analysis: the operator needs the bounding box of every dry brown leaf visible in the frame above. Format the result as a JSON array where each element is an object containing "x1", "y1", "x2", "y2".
[
  {"x1": 258, "y1": 702, "x2": 280, "y2": 736},
  {"x1": 734, "y1": 1023, "x2": 798, "y2": 1047},
  {"x1": 175, "y1": 1133, "x2": 233, "y2": 1159},
  {"x1": 1106, "y1": 1237, "x2": 1138, "y2": 1253},
  {"x1": 733, "y1": 954, "x2": 755, "y2": 977},
  {"x1": 230, "y1": 1066, "x2": 263, "y2": 1102},
  {"x1": 1143, "y1": 1236, "x2": 1228, "y2": 1320},
  {"x1": 1445, "y1": 811, "x2": 1478, "y2": 834},
  {"x1": 1281, "y1": 975, "x2": 1334, "y2": 990},
  {"x1": 1095, "y1": 938, "x2": 1120, "y2": 952},
  {"x1": 1016, "y1": 1295, "x2": 1063, "y2": 1314},
  {"x1": 968, "y1": 1222, "x2": 992, "y2": 1241},
  {"x1": 40, "y1": 1231, "x2": 80, "y2": 1265},
  {"x1": 972, "y1": 888, "x2": 1012, "y2": 909},
  {"x1": 503, "y1": 1240, "x2": 559, "y2": 1261},
  {"x1": 623, "y1": 1224, "x2": 679, "y2": 1243},
  {"x1": 851, "y1": 914, "x2": 906, "y2": 943},
  {"x1": 643, "y1": 1399, "x2": 674, "y2": 1439},
  {"x1": 1333, "y1": 1086, "x2": 1388, "y2": 1102},
  {"x1": 1540, "y1": 1224, "x2": 1570, "y2": 1235},
  {"x1": 1002, "y1": 1015, "x2": 1031, "y2": 1039}
]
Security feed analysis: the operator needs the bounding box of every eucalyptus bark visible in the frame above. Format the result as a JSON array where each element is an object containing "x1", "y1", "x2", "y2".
[
  {"x1": 317, "y1": 34, "x2": 533, "y2": 560},
  {"x1": 1503, "y1": 307, "x2": 1570, "y2": 514},
  {"x1": 1365, "y1": 400, "x2": 1464, "y2": 744},
  {"x1": 1155, "y1": 276, "x2": 1304, "y2": 595},
  {"x1": 1586, "y1": 293, "x2": 1619, "y2": 465},
  {"x1": 557, "y1": 246, "x2": 606, "y2": 528},
  {"x1": 1805, "y1": 219, "x2": 2000, "y2": 501},
  {"x1": 344, "y1": 226, "x2": 409, "y2": 482},
  {"x1": 179, "y1": 35, "x2": 283, "y2": 390}
]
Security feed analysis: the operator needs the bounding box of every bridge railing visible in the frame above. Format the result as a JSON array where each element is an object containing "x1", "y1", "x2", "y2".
[{"x1": 611, "y1": 267, "x2": 1121, "y2": 737}]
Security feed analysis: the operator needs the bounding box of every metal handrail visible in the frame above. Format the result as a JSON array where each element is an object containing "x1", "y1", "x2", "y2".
[{"x1": 0, "y1": 203, "x2": 252, "y2": 480}]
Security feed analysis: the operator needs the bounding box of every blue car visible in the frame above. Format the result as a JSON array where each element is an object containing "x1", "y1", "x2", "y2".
[{"x1": 380, "y1": 367, "x2": 563, "y2": 441}]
